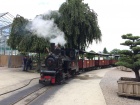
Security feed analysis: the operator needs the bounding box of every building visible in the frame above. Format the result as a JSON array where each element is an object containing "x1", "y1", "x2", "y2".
[{"x1": 0, "y1": 12, "x2": 18, "y2": 55}]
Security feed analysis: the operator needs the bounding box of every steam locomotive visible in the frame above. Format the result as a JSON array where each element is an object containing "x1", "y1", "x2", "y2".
[{"x1": 39, "y1": 43, "x2": 119, "y2": 85}]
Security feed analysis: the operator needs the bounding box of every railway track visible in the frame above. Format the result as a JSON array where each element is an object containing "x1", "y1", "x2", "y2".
[
  {"x1": 0, "y1": 78, "x2": 52, "y2": 105},
  {"x1": 12, "y1": 86, "x2": 51, "y2": 105},
  {"x1": 0, "y1": 85, "x2": 47, "y2": 105}
]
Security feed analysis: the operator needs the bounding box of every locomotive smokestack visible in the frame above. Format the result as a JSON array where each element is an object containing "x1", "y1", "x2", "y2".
[{"x1": 50, "y1": 43, "x2": 55, "y2": 53}]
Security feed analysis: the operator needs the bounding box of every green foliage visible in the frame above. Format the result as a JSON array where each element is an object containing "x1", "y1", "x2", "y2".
[
  {"x1": 134, "y1": 40, "x2": 140, "y2": 45},
  {"x1": 8, "y1": 15, "x2": 50, "y2": 53},
  {"x1": 116, "y1": 61, "x2": 133, "y2": 68},
  {"x1": 119, "y1": 50, "x2": 133, "y2": 56},
  {"x1": 128, "y1": 36, "x2": 140, "y2": 40},
  {"x1": 86, "y1": 50, "x2": 96, "y2": 59},
  {"x1": 103, "y1": 47, "x2": 108, "y2": 54},
  {"x1": 122, "y1": 34, "x2": 140, "y2": 40},
  {"x1": 119, "y1": 56, "x2": 133, "y2": 64},
  {"x1": 17, "y1": 34, "x2": 49, "y2": 53},
  {"x1": 134, "y1": 54, "x2": 140, "y2": 59},
  {"x1": 132, "y1": 46, "x2": 140, "y2": 53},
  {"x1": 58, "y1": 0, "x2": 102, "y2": 50},
  {"x1": 134, "y1": 59, "x2": 140, "y2": 68},
  {"x1": 133, "y1": 60, "x2": 140, "y2": 67},
  {"x1": 90, "y1": 50, "x2": 96, "y2": 53},
  {"x1": 118, "y1": 33, "x2": 140, "y2": 80},
  {"x1": 7, "y1": 16, "x2": 29, "y2": 50},
  {"x1": 110, "y1": 49, "x2": 120, "y2": 54},
  {"x1": 42, "y1": 10, "x2": 60, "y2": 24},
  {"x1": 121, "y1": 40, "x2": 133, "y2": 46}
]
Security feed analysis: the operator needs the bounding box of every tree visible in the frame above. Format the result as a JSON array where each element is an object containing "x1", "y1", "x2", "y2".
[
  {"x1": 116, "y1": 33, "x2": 140, "y2": 81},
  {"x1": 110, "y1": 48, "x2": 121, "y2": 54},
  {"x1": 58, "y1": 0, "x2": 102, "y2": 50},
  {"x1": 90, "y1": 50, "x2": 96, "y2": 53},
  {"x1": 86, "y1": 50, "x2": 96, "y2": 59},
  {"x1": 7, "y1": 15, "x2": 29, "y2": 50},
  {"x1": 8, "y1": 15, "x2": 49, "y2": 71},
  {"x1": 42, "y1": 10, "x2": 60, "y2": 24},
  {"x1": 103, "y1": 47, "x2": 108, "y2": 54},
  {"x1": 8, "y1": 15, "x2": 51, "y2": 53},
  {"x1": 18, "y1": 35, "x2": 49, "y2": 53}
]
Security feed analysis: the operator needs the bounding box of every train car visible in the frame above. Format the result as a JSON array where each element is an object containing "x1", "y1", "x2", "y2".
[
  {"x1": 78, "y1": 51, "x2": 96, "y2": 71},
  {"x1": 109, "y1": 54, "x2": 120, "y2": 66},
  {"x1": 78, "y1": 52, "x2": 119, "y2": 70}
]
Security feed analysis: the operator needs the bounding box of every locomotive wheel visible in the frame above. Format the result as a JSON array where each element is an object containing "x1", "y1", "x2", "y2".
[
  {"x1": 65, "y1": 76, "x2": 69, "y2": 80},
  {"x1": 50, "y1": 81, "x2": 54, "y2": 85},
  {"x1": 56, "y1": 73, "x2": 63, "y2": 85},
  {"x1": 71, "y1": 70, "x2": 76, "y2": 77}
]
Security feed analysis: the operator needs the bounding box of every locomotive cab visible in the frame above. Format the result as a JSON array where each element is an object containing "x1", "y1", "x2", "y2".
[{"x1": 65, "y1": 48, "x2": 79, "y2": 76}]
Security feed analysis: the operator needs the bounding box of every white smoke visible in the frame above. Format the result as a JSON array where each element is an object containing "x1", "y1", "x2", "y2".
[{"x1": 27, "y1": 12, "x2": 66, "y2": 46}]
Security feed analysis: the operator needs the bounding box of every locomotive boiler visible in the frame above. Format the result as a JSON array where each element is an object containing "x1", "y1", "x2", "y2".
[{"x1": 39, "y1": 43, "x2": 79, "y2": 84}]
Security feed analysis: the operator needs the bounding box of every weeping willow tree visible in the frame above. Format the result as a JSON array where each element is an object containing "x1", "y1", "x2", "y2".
[
  {"x1": 58, "y1": 0, "x2": 102, "y2": 50},
  {"x1": 116, "y1": 34, "x2": 140, "y2": 81}
]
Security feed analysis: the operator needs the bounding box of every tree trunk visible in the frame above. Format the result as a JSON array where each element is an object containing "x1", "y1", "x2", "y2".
[{"x1": 134, "y1": 70, "x2": 140, "y2": 81}]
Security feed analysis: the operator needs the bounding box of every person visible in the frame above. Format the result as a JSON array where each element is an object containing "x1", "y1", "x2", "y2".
[
  {"x1": 23, "y1": 56, "x2": 27, "y2": 71},
  {"x1": 25, "y1": 58, "x2": 32, "y2": 71}
]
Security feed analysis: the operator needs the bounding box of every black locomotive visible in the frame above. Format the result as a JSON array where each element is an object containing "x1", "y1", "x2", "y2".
[{"x1": 39, "y1": 43, "x2": 79, "y2": 84}]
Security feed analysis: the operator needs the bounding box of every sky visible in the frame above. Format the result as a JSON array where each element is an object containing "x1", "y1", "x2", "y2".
[{"x1": 0, "y1": 0, "x2": 140, "y2": 52}]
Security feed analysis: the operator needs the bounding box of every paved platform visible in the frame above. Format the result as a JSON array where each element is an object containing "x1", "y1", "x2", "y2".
[
  {"x1": 0, "y1": 67, "x2": 39, "y2": 94},
  {"x1": 0, "y1": 67, "x2": 111, "y2": 105}
]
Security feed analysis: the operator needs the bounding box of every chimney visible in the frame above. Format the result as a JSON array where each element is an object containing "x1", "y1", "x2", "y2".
[{"x1": 50, "y1": 43, "x2": 55, "y2": 53}]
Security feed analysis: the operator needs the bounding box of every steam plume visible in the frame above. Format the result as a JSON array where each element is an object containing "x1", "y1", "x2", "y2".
[{"x1": 27, "y1": 11, "x2": 66, "y2": 46}]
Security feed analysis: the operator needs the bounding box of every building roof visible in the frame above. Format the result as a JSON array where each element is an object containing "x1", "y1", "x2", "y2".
[
  {"x1": 0, "y1": 12, "x2": 14, "y2": 30},
  {"x1": 0, "y1": 12, "x2": 15, "y2": 55}
]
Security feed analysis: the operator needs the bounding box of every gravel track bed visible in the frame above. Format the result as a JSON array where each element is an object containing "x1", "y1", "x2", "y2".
[{"x1": 100, "y1": 68, "x2": 140, "y2": 105}]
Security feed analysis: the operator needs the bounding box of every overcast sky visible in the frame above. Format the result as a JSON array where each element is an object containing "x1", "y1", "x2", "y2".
[{"x1": 0, "y1": 0, "x2": 140, "y2": 52}]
